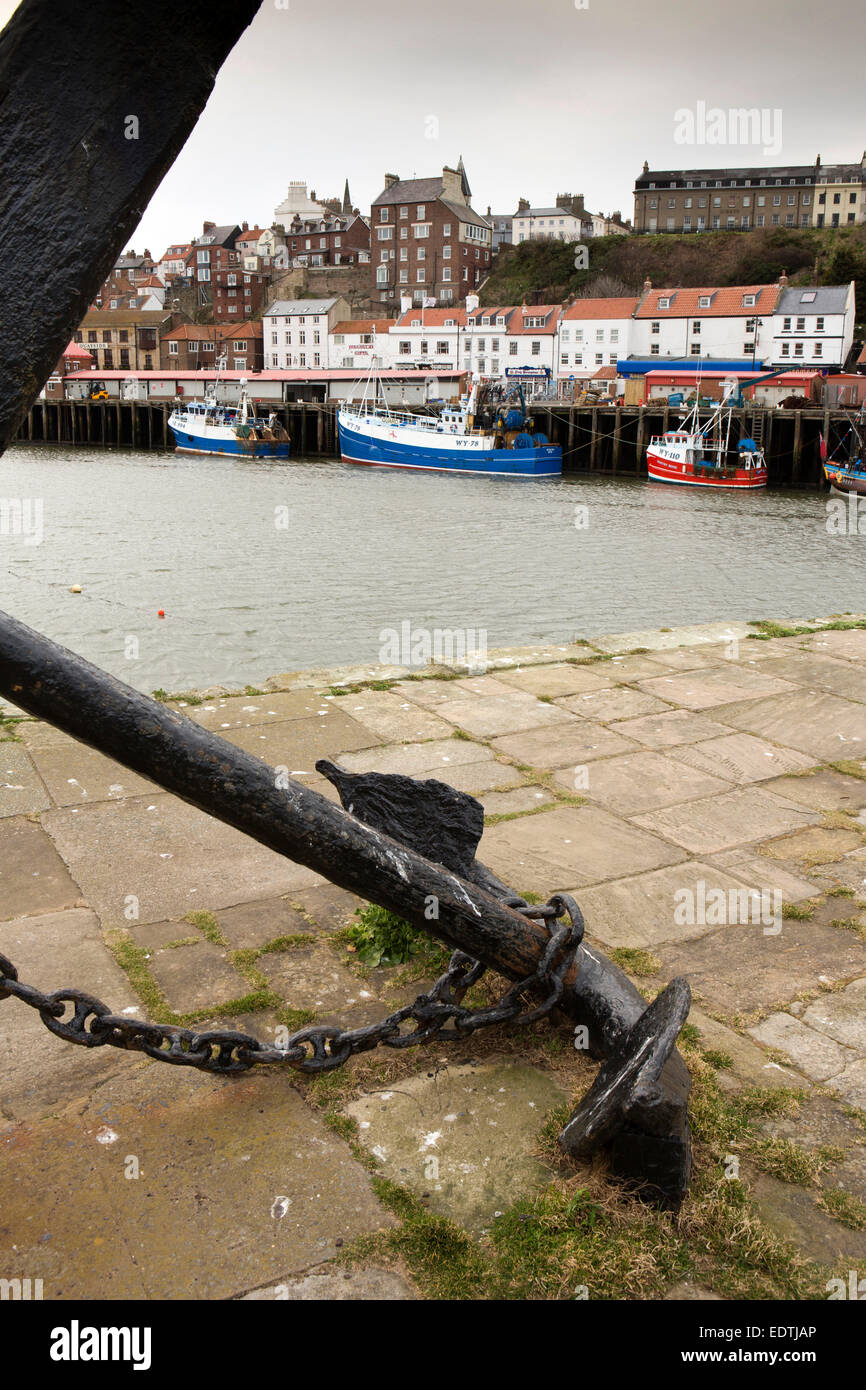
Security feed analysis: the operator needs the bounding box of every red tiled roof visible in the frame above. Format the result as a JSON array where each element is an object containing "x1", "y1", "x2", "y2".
[
  {"x1": 509, "y1": 305, "x2": 561, "y2": 335},
  {"x1": 592, "y1": 366, "x2": 617, "y2": 379},
  {"x1": 332, "y1": 319, "x2": 396, "y2": 335},
  {"x1": 562, "y1": 297, "x2": 638, "y2": 320},
  {"x1": 635, "y1": 285, "x2": 780, "y2": 318},
  {"x1": 394, "y1": 307, "x2": 468, "y2": 327},
  {"x1": 63, "y1": 341, "x2": 94, "y2": 359}
]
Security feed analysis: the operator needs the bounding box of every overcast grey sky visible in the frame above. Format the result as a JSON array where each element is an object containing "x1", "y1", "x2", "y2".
[{"x1": 2, "y1": 0, "x2": 865, "y2": 256}]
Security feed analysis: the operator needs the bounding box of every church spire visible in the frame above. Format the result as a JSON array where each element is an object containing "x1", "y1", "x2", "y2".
[
  {"x1": 342, "y1": 178, "x2": 352, "y2": 214},
  {"x1": 456, "y1": 154, "x2": 471, "y2": 200}
]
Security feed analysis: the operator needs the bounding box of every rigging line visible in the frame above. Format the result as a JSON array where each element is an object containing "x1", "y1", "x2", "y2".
[{"x1": 0, "y1": 564, "x2": 223, "y2": 637}]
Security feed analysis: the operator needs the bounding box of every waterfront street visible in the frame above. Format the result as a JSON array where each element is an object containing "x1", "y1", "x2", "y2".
[{"x1": 2, "y1": 617, "x2": 866, "y2": 1299}]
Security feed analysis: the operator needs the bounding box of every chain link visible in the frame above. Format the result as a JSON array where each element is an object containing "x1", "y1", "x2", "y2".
[{"x1": 0, "y1": 894, "x2": 583, "y2": 1075}]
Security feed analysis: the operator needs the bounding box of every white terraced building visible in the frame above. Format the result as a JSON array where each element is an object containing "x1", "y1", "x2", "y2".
[{"x1": 263, "y1": 297, "x2": 350, "y2": 370}]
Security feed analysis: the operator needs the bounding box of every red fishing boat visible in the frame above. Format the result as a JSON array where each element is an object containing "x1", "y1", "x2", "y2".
[{"x1": 647, "y1": 385, "x2": 767, "y2": 490}]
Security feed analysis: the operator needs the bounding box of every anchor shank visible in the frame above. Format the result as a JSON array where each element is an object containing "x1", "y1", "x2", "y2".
[{"x1": 0, "y1": 610, "x2": 552, "y2": 979}]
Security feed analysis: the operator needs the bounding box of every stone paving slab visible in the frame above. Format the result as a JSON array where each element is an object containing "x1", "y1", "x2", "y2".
[
  {"x1": 481, "y1": 805, "x2": 686, "y2": 894},
  {"x1": 575, "y1": 861, "x2": 773, "y2": 950},
  {"x1": 758, "y1": 825, "x2": 863, "y2": 864},
  {"x1": 145, "y1": 939, "x2": 248, "y2": 1012},
  {"x1": 552, "y1": 749, "x2": 731, "y2": 816},
  {"x1": 608, "y1": 708, "x2": 735, "y2": 748},
  {"x1": 492, "y1": 662, "x2": 616, "y2": 697},
  {"x1": 631, "y1": 787, "x2": 820, "y2": 854},
  {"x1": 0, "y1": 743, "x2": 50, "y2": 818},
  {"x1": 748, "y1": 1012, "x2": 857, "y2": 1082},
  {"x1": 346, "y1": 1061, "x2": 567, "y2": 1234},
  {"x1": 711, "y1": 689, "x2": 866, "y2": 762},
  {"x1": 258, "y1": 945, "x2": 373, "y2": 1015},
  {"x1": 555, "y1": 687, "x2": 672, "y2": 723},
  {"x1": 329, "y1": 690, "x2": 455, "y2": 743},
  {"x1": 187, "y1": 690, "x2": 340, "y2": 730},
  {"x1": 218, "y1": 712, "x2": 382, "y2": 773},
  {"x1": 433, "y1": 691, "x2": 577, "y2": 739},
  {"x1": 748, "y1": 1171, "x2": 866, "y2": 1266},
  {"x1": 0, "y1": 1067, "x2": 393, "y2": 1300},
  {"x1": 800, "y1": 628, "x2": 866, "y2": 661},
  {"x1": 757, "y1": 654, "x2": 866, "y2": 705},
  {"x1": 637, "y1": 665, "x2": 797, "y2": 711},
  {"x1": 802, "y1": 978, "x2": 866, "y2": 1051},
  {"x1": 658, "y1": 920, "x2": 866, "y2": 1017},
  {"x1": 491, "y1": 721, "x2": 639, "y2": 769},
  {"x1": 669, "y1": 733, "x2": 816, "y2": 786},
  {"x1": 24, "y1": 741, "x2": 157, "y2": 808},
  {"x1": 688, "y1": 1007, "x2": 804, "y2": 1091},
  {"x1": 480, "y1": 784, "x2": 554, "y2": 817},
  {"x1": 41, "y1": 795, "x2": 323, "y2": 929},
  {"x1": 0, "y1": 816, "x2": 85, "y2": 921},
  {"x1": 0, "y1": 909, "x2": 141, "y2": 1122},
  {"x1": 760, "y1": 768, "x2": 866, "y2": 814},
  {"x1": 241, "y1": 1266, "x2": 416, "y2": 1300},
  {"x1": 589, "y1": 620, "x2": 757, "y2": 654}
]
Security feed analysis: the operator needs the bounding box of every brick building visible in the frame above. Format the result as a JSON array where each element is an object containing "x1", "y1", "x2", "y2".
[
  {"x1": 73, "y1": 309, "x2": 174, "y2": 371},
  {"x1": 371, "y1": 159, "x2": 491, "y2": 309},
  {"x1": 183, "y1": 221, "x2": 269, "y2": 322},
  {"x1": 159, "y1": 321, "x2": 264, "y2": 372}
]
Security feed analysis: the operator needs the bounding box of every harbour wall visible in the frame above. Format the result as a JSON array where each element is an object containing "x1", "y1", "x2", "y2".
[{"x1": 13, "y1": 400, "x2": 849, "y2": 488}]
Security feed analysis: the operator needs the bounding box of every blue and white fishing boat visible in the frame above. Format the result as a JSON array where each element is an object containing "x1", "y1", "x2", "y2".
[
  {"x1": 168, "y1": 369, "x2": 290, "y2": 459},
  {"x1": 337, "y1": 375, "x2": 561, "y2": 477}
]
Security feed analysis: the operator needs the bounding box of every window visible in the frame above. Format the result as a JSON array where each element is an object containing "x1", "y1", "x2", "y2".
[
  {"x1": 692, "y1": 321, "x2": 701, "y2": 334},
  {"x1": 816, "y1": 316, "x2": 824, "y2": 331},
  {"x1": 188, "y1": 340, "x2": 199, "y2": 352},
  {"x1": 417, "y1": 246, "x2": 425, "y2": 261},
  {"x1": 531, "y1": 341, "x2": 540, "y2": 356},
  {"x1": 814, "y1": 342, "x2": 823, "y2": 357},
  {"x1": 561, "y1": 354, "x2": 569, "y2": 366},
  {"x1": 168, "y1": 340, "x2": 177, "y2": 355},
  {"x1": 698, "y1": 295, "x2": 711, "y2": 308},
  {"x1": 443, "y1": 224, "x2": 451, "y2": 237},
  {"x1": 595, "y1": 329, "x2": 604, "y2": 342},
  {"x1": 794, "y1": 342, "x2": 804, "y2": 357},
  {"x1": 742, "y1": 294, "x2": 756, "y2": 307},
  {"x1": 380, "y1": 207, "x2": 390, "y2": 222},
  {"x1": 399, "y1": 206, "x2": 408, "y2": 219},
  {"x1": 477, "y1": 338, "x2": 486, "y2": 352},
  {"x1": 595, "y1": 353, "x2": 603, "y2": 365},
  {"x1": 610, "y1": 329, "x2": 619, "y2": 343},
  {"x1": 413, "y1": 224, "x2": 430, "y2": 239},
  {"x1": 420, "y1": 340, "x2": 429, "y2": 356},
  {"x1": 400, "y1": 247, "x2": 408, "y2": 261},
  {"x1": 436, "y1": 341, "x2": 448, "y2": 355},
  {"x1": 377, "y1": 226, "x2": 393, "y2": 240},
  {"x1": 690, "y1": 343, "x2": 701, "y2": 355},
  {"x1": 743, "y1": 343, "x2": 754, "y2": 355},
  {"x1": 651, "y1": 321, "x2": 659, "y2": 334},
  {"x1": 796, "y1": 317, "x2": 805, "y2": 331},
  {"x1": 416, "y1": 269, "x2": 425, "y2": 282},
  {"x1": 442, "y1": 267, "x2": 451, "y2": 282},
  {"x1": 780, "y1": 342, "x2": 790, "y2": 356},
  {"x1": 650, "y1": 344, "x2": 659, "y2": 355},
  {"x1": 443, "y1": 244, "x2": 451, "y2": 258},
  {"x1": 416, "y1": 205, "x2": 425, "y2": 219},
  {"x1": 400, "y1": 226, "x2": 407, "y2": 240}
]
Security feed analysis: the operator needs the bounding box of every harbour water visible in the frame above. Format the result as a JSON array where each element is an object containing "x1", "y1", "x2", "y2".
[{"x1": 1, "y1": 443, "x2": 863, "y2": 693}]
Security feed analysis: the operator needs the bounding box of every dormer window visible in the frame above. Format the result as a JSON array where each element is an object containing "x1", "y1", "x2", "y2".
[
  {"x1": 698, "y1": 295, "x2": 712, "y2": 308},
  {"x1": 496, "y1": 315, "x2": 505, "y2": 325},
  {"x1": 742, "y1": 293, "x2": 756, "y2": 307},
  {"x1": 658, "y1": 296, "x2": 671, "y2": 309}
]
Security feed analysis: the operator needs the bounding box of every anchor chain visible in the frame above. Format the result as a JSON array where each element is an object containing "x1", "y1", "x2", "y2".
[{"x1": 0, "y1": 893, "x2": 584, "y2": 1075}]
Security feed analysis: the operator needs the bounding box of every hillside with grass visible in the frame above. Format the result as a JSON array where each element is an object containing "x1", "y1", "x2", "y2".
[{"x1": 480, "y1": 226, "x2": 866, "y2": 332}]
